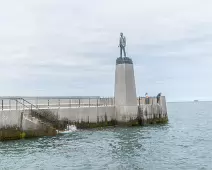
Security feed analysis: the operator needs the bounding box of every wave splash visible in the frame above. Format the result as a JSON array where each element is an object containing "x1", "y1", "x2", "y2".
[{"x1": 57, "y1": 125, "x2": 77, "y2": 134}]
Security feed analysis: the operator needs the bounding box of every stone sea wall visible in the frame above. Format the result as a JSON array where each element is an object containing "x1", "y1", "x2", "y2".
[
  {"x1": 0, "y1": 109, "x2": 56, "y2": 141},
  {"x1": 0, "y1": 96, "x2": 168, "y2": 140},
  {"x1": 52, "y1": 96, "x2": 168, "y2": 127}
]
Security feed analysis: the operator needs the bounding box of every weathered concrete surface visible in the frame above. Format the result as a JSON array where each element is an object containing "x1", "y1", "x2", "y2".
[
  {"x1": 0, "y1": 110, "x2": 22, "y2": 129},
  {"x1": 35, "y1": 106, "x2": 116, "y2": 129},
  {"x1": 138, "y1": 96, "x2": 168, "y2": 125},
  {"x1": 114, "y1": 62, "x2": 137, "y2": 122},
  {"x1": 58, "y1": 106, "x2": 115, "y2": 123},
  {"x1": 138, "y1": 104, "x2": 168, "y2": 125},
  {"x1": 45, "y1": 96, "x2": 168, "y2": 127},
  {"x1": 0, "y1": 109, "x2": 57, "y2": 141}
]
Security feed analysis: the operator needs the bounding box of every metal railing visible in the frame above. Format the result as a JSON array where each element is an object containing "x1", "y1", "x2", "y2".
[
  {"x1": 0, "y1": 98, "x2": 38, "y2": 111},
  {"x1": 0, "y1": 97, "x2": 115, "y2": 111},
  {"x1": 0, "y1": 96, "x2": 163, "y2": 111},
  {"x1": 137, "y1": 96, "x2": 164, "y2": 105}
]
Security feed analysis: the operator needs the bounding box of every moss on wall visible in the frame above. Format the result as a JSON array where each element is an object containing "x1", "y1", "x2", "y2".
[
  {"x1": 74, "y1": 119, "x2": 118, "y2": 129},
  {"x1": 74, "y1": 115, "x2": 168, "y2": 129},
  {"x1": 0, "y1": 116, "x2": 168, "y2": 141},
  {"x1": 139, "y1": 117, "x2": 168, "y2": 126},
  {"x1": 0, "y1": 127, "x2": 57, "y2": 141}
]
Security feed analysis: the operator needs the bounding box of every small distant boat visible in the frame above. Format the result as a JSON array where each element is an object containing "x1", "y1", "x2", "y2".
[{"x1": 194, "y1": 100, "x2": 199, "y2": 102}]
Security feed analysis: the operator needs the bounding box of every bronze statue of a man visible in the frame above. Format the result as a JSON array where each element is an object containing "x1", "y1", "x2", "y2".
[{"x1": 118, "y1": 32, "x2": 126, "y2": 58}]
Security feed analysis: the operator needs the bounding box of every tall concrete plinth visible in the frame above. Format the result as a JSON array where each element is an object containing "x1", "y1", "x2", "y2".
[{"x1": 114, "y1": 57, "x2": 138, "y2": 122}]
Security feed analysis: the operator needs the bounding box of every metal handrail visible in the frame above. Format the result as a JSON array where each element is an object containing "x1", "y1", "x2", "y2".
[
  {"x1": 0, "y1": 97, "x2": 38, "y2": 111},
  {"x1": 21, "y1": 98, "x2": 37, "y2": 109},
  {"x1": 0, "y1": 97, "x2": 116, "y2": 110},
  {"x1": 14, "y1": 99, "x2": 31, "y2": 109}
]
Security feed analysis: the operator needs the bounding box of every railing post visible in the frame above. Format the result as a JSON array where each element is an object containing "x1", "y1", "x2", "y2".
[
  {"x1": 23, "y1": 99, "x2": 25, "y2": 110},
  {"x1": 36, "y1": 97, "x2": 38, "y2": 108},
  {"x1": 97, "y1": 98, "x2": 98, "y2": 107},
  {"x1": 58, "y1": 99, "x2": 60, "y2": 108},
  {"x1": 16, "y1": 100, "x2": 18, "y2": 110},
  {"x1": 79, "y1": 99, "x2": 80, "y2": 107},
  {"x1": 89, "y1": 98, "x2": 90, "y2": 107},
  {"x1": 69, "y1": 99, "x2": 71, "y2": 108},
  {"x1": 139, "y1": 96, "x2": 140, "y2": 106},
  {"x1": 2, "y1": 100, "x2": 3, "y2": 110},
  {"x1": 48, "y1": 99, "x2": 49, "y2": 108},
  {"x1": 9, "y1": 99, "x2": 11, "y2": 110}
]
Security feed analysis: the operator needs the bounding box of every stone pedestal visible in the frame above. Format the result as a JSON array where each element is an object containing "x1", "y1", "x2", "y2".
[{"x1": 114, "y1": 57, "x2": 138, "y2": 122}]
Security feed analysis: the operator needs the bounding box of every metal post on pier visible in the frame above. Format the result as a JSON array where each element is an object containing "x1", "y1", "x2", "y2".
[
  {"x1": 139, "y1": 96, "x2": 141, "y2": 106},
  {"x1": 23, "y1": 99, "x2": 25, "y2": 110},
  {"x1": 1, "y1": 100, "x2": 3, "y2": 110},
  {"x1": 36, "y1": 97, "x2": 38, "y2": 108},
  {"x1": 48, "y1": 99, "x2": 49, "y2": 108},
  {"x1": 9, "y1": 99, "x2": 11, "y2": 110},
  {"x1": 89, "y1": 98, "x2": 90, "y2": 107},
  {"x1": 79, "y1": 99, "x2": 80, "y2": 107},
  {"x1": 69, "y1": 99, "x2": 71, "y2": 108},
  {"x1": 58, "y1": 99, "x2": 60, "y2": 108},
  {"x1": 97, "y1": 98, "x2": 98, "y2": 107},
  {"x1": 16, "y1": 100, "x2": 18, "y2": 110}
]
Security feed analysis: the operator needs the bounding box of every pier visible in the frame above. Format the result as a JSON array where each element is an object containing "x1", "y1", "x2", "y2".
[{"x1": 0, "y1": 34, "x2": 168, "y2": 140}]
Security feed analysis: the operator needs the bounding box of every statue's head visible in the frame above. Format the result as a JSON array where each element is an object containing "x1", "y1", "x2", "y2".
[{"x1": 120, "y1": 32, "x2": 123, "y2": 36}]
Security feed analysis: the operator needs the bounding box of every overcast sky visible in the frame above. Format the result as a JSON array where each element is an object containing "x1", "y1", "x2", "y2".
[{"x1": 0, "y1": 0, "x2": 212, "y2": 101}]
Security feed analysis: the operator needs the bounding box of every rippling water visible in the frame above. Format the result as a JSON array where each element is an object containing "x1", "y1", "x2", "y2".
[{"x1": 1, "y1": 102, "x2": 212, "y2": 170}]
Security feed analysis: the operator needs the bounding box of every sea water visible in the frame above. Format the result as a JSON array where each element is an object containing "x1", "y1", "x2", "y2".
[{"x1": 0, "y1": 102, "x2": 212, "y2": 170}]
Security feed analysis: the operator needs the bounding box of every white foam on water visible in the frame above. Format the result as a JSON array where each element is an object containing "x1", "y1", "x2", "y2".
[{"x1": 57, "y1": 125, "x2": 77, "y2": 134}]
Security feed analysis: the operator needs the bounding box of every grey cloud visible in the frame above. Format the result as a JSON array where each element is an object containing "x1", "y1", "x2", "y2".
[{"x1": 0, "y1": 0, "x2": 212, "y2": 101}]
